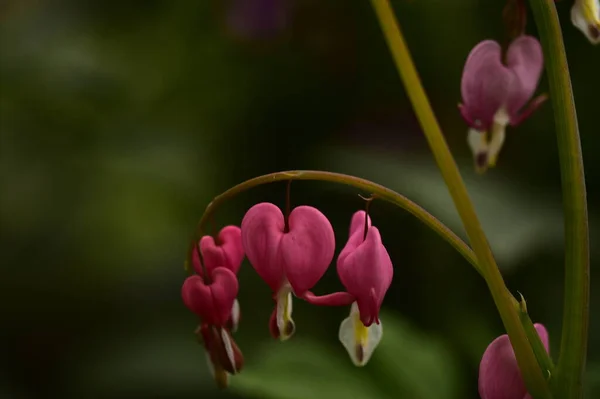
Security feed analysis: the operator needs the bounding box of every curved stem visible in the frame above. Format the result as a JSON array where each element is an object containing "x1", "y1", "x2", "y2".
[
  {"x1": 369, "y1": 0, "x2": 550, "y2": 396},
  {"x1": 529, "y1": 1, "x2": 590, "y2": 397},
  {"x1": 186, "y1": 170, "x2": 480, "y2": 276}
]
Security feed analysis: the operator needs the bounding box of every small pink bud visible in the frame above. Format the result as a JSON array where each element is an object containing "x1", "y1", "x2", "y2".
[
  {"x1": 241, "y1": 202, "x2": 335, "y2": 339},
  {"x1": 182, "y1": 267, "x2": 239, "y2": 327},
  {"x1": 479, "y1": 323, "x2": 550, "y2": 399},
  {"x1": 192, "y1": 226, "x2": 245, "y2": 276}
]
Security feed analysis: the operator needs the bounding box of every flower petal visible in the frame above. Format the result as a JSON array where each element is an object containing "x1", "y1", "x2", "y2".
[
  {"x1": 478, "y1": 323, "x2": 549, "y2": 399},
  {"x1": 181, "y1": 268, "x2": 239, "y2": 326},
  {"x1": 460, "y1": 40, "x2": 512, "y2": 130},
  {"x1": 505, "y1": 35, "x2": 544, "y2": 123},
  {"x1": 281, "y1": 205, "x2": 335, "y2": 295},
  {"x1": 571, "y1": 0, "x2": 600, "y2": 45},
  {"x1": 467, "y1": 128, "x2": 490, "y2": 174},
  {"x1": 349, "y1": 210, "x2": 371, "y2": 237},
  {"x1": 227, "y1": 298, "x2": 241, "y2": 333},
  {"x1": 338, "y1": 302, "x2": 383, "y2": 367},
  {"x1": 241, "y1": 202, "x2": 285, "y2": 292},
  {"x1": 478, "y1": 333, "x2": 527, "y2": 399},
  {"x1": 199, "y1": 226, "x2": 245, "y2": 275},
  {"x1": 273, "y1": 284, "x2": 295, "y2": 340},
  {"x1": 337, "y1": 226, "x2": 393, "y2": 326}
]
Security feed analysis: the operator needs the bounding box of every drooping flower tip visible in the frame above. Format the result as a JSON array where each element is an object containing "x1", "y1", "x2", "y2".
[
  {"x1": 479, "y1": 323, "x2": 549, "y2": 399},
  {"x1": 241, "y1": 202, "x2": 335, "y2": 340},
  {"x1": 199, "y1": 324, "x2": 244, "y2": 389},
  {"x1": 571, "y1": 0, "x2": 600, "y2": 44},
  {"x1": 460, "y1": 35, "x2": 545, "y2": 171}
]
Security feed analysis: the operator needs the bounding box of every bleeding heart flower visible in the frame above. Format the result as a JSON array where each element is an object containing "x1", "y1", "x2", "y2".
[
  {"x1": 182, "y1": 267, "x2": 239, "y2": 327},
  {"x1": 191, "y1": 226, "x2": 244, "y2": 332},
  {"x1": 197, "y1": 323, "x2": 244, "y2": 389},
  {"x1": 459, "y1": 35, "x2": 545, "y2": 173},
  {"x1": 479, "y1": 323, "x2": 550, "y2": 399},
  {"x1": 303, "y1": 211, "x2": 393, "y2": 366},
  {"x1": 241, "y1": 202, "x2": 335, "y2": 340},
  {"x1": 571, "y1": 0, "x2": 600, "y2": 44}
]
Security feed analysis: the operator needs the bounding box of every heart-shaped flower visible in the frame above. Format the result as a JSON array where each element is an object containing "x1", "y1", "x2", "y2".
[
  {"x1": 459, "y1": 35, "x2": 545, "y2": 172},
  {"x1": 182, "y1": 267, "x2": 239, "y2": 327},
  {"x1": 241, "y1": 202, "x2": 335, "y2": 340}
]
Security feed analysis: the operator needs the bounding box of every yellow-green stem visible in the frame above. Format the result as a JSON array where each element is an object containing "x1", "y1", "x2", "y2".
[
  {"x1": 186, "y1": 170, "x2": 480, "y2": 276},
  {"x1": 369, "y1": 0, "x2": 550, "y2": 396},
  {"x1": 528, "y1": 1, "x2": 590, "y2": 397}
]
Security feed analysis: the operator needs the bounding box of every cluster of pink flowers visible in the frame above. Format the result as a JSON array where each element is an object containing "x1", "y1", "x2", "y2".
[{"x1": 181, "y1": 202, "x2": 393, "y2": 386}]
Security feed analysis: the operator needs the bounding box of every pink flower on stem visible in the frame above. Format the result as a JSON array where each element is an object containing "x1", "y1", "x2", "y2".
[
  {"x1": 479, "y1": 323, "x2": 550, "y2": 399},
  {"x1": 304, "y1": 211, "x2": 393, "y2": 366},
  {"x1": 182, "y1": 269, "x2": 244, "y2": 388},
  {"x1": 191, "y1": 226, "x2": 245, "y2": 331},
  {"x1": 241, "y1": 202, "x2": 335, "y2": 340},
  {"x1": 459, "y1": 35, "x2": 546, "y2": 173}
]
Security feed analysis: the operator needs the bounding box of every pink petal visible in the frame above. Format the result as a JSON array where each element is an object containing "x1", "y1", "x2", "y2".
[
  {"x1": 241, "y1": 202, "x2": 286, "y2": 292},
  {"x1": 281, "y1": 206, "x2": 335, "y2": 295},
  {"x1": 337, "y1": 226, "x2": 393, "y2": 326},
  {"x1": 181, "y1": 268, "x2": 239, "y2": 326},
  {"x1": 478, "y1": 323, "x2": 550, "y2": 399},
  {"x1": 505, "y1": 36, "x2": 544, "y2": 123},
  {"x1": 460, "y1": 40, "x2": 512, "y2": 130},
  {"x1": 302, "y1": 291, "x2": 356, "y2": 306},
  {"x1": 200, "y1": 226, "x2": 245, "y2": 275},
  {"x1": 349, "y1": 210, "x2": 371, "y2": 237}
]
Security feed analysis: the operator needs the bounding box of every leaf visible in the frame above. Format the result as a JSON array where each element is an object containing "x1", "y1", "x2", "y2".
[
  {"x1": 231, "y1": 311, "x2": 462, "y2": 399},
  {"x1": 231, "y1": 338, "x2": 386, "y2": 399}
]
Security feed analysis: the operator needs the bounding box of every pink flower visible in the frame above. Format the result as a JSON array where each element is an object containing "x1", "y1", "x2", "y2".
[
  {"x1": 304, "y1": 211, "x2": 393, "y2": 366},
  {"x1": 197, "y1": 323, "x2": 244, "y2": 389},
  {"x1": 459, "y1": 35, "x2": 545, "y2": 172},
  {"x1": 191, "y1": 226, "x2": 244, "y2": 331},
  {"x1": 479, "y1": 323, "x2": 550, "y2": 399},
  {"x1": 241, "y1": 202, "x2": 335, "y2": 340},
  {"x1": 181, "y1": 268, "x2": 239, "y2": 327}
]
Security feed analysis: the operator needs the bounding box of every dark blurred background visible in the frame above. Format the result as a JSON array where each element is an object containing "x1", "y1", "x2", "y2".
[{"x1": 1, "y1": 0, "x2": 598, "y2": 398}]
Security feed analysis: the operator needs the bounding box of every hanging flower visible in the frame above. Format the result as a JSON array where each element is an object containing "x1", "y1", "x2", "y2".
[
  {"x1": 241, "y1": 202, "x2": 335, "y2": 340},
  {"x1": 304, "y1": 211, "x2": 393, "y2": 366},
  {"x1": 459, "y1": 35, "x2": 545, "y2": 172},
  {"x1": 192, "y1": 226, "x2": 245, "y2": 331}
]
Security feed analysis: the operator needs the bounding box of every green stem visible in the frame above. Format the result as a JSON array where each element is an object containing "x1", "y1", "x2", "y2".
[
  {"x1": 369, "y1": 0, "x2": 550, "y2": 396},
  {"x1": 528, "y1": 1, "x2": 590, "y2": 397},
  {"x1": 186, "y1": 170, "x2": 481, "y2": 275}
]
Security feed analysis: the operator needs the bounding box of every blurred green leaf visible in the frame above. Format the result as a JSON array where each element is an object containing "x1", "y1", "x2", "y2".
[{"x1": 232, "y1": 311, "x2": 461, "y2": 399}]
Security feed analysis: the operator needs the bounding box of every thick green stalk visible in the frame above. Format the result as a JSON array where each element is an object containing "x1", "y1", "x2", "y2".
[
  {"x1": 528, "y1": 1, "x2": 590, "y2": 397},
  {"x1": 186, "y1": 170, "x2": 481, "y2": 276},
  {"x1": 369, "y1": 0, "x2": 550, "y2": 396}
]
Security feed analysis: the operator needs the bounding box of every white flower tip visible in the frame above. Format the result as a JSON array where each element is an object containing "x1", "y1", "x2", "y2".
[
  {"x1": 276, "y1": 288, "x2": 295, "y2": 341},
  {"x1": 338, "y1": 303, "x2": 383, "y2": 367},
  {"x1": 229, "y1": 299, "x2": 240, "y2": 333},
  {"x1": 571, "y1": 0, "x2": 600, "y2": 44}
]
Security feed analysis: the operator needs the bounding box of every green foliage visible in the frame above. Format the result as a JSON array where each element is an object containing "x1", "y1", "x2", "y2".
[{"x1": 232, "y1": 312, "x2": 462, "y2": 399}]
